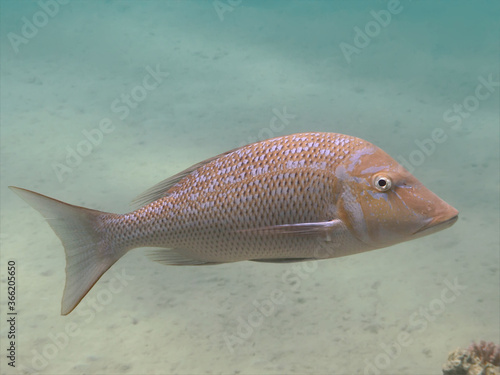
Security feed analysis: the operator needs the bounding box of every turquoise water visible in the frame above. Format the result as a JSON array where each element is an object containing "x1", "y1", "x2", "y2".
[{"x1": 0, "y1": 1, "x2": 498, "y2": 374}]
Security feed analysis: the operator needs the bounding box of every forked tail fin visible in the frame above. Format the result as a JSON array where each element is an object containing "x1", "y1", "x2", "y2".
[{"x1": 9, "y1": 186, "x2": 127, "y2": 315}]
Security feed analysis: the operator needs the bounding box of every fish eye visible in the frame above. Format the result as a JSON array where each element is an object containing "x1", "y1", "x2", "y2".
[{"x1": 373, "y1": 175, "x2": 392, "y2": 192}]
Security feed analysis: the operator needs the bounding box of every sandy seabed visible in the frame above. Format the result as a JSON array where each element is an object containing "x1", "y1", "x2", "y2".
[{"x1": 0, "y1": 1, "x2": 498, "y2": 374}]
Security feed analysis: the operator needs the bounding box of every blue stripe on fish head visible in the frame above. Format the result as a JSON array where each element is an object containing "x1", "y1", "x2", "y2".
[{"x1": 335, "y1": 144, "x2": 458, "y2": 248}]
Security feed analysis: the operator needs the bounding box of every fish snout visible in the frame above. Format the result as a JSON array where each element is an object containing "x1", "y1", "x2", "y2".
[{"x1": 413, "y1": 203, "x2": 459, "y2": 237}]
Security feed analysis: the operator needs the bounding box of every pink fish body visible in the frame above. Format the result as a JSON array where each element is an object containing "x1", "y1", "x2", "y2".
[{"x1": 10, "y1": 132, "x2": 458, "y2": 314}]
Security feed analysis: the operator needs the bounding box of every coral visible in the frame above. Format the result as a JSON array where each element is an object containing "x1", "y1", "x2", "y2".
[
  {"x1": 468, "y1": 341, "x2": 500, "y2": 367},
  {"x1": 442, "y1": 342, "x2": 500, "y2": 375}
]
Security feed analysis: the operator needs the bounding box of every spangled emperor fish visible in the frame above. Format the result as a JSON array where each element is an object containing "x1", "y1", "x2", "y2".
[{"x1": 10, "y1": 132, "x2": 458, "y2": 315}]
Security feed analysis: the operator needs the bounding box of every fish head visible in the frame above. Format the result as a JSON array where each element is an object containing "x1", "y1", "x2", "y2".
[{"x1": 335, "y1": 143, "x2": 458, "y2": 248}]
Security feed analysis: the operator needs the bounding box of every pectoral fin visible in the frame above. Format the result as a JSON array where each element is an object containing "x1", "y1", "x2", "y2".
[{"x1": 239, "y1": 219, "x2": 343, "y2": 237}]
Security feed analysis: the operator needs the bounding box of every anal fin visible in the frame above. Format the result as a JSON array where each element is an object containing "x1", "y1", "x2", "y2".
[{"x1": 250, "y1": 258, "x2": 315, "y2": 263}]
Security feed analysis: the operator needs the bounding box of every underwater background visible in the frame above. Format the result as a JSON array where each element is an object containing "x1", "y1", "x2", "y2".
[{"x1": 0, "y1": 1, "x2": 498, "y2": 374}]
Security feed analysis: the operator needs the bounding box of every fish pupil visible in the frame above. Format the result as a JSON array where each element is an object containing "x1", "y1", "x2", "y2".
[{"x1": 378, "y1": 179, "x2": 386, "y2": 187}]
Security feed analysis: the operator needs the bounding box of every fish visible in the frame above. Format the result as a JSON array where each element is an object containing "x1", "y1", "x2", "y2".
[{"x1": 9, "y1": 132, "x2": 458, "y2": 315}]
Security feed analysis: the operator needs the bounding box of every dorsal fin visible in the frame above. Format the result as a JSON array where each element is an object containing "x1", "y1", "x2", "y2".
[{"x1": 131, "y1": 146, "x2": 241, "y2": 208}]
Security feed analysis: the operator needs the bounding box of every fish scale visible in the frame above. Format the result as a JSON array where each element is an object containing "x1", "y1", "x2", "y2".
[
  {"x1": 103, "y1": 133, "x2": 362, "y2": 262},
  {"x1": 9, "y1": 131, "x2": 458, "y2": 314}
]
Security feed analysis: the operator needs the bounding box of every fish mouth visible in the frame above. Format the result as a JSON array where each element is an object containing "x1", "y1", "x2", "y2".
[{"x1": 413, "y1": 212, "x2": 459, "y2": 237}]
